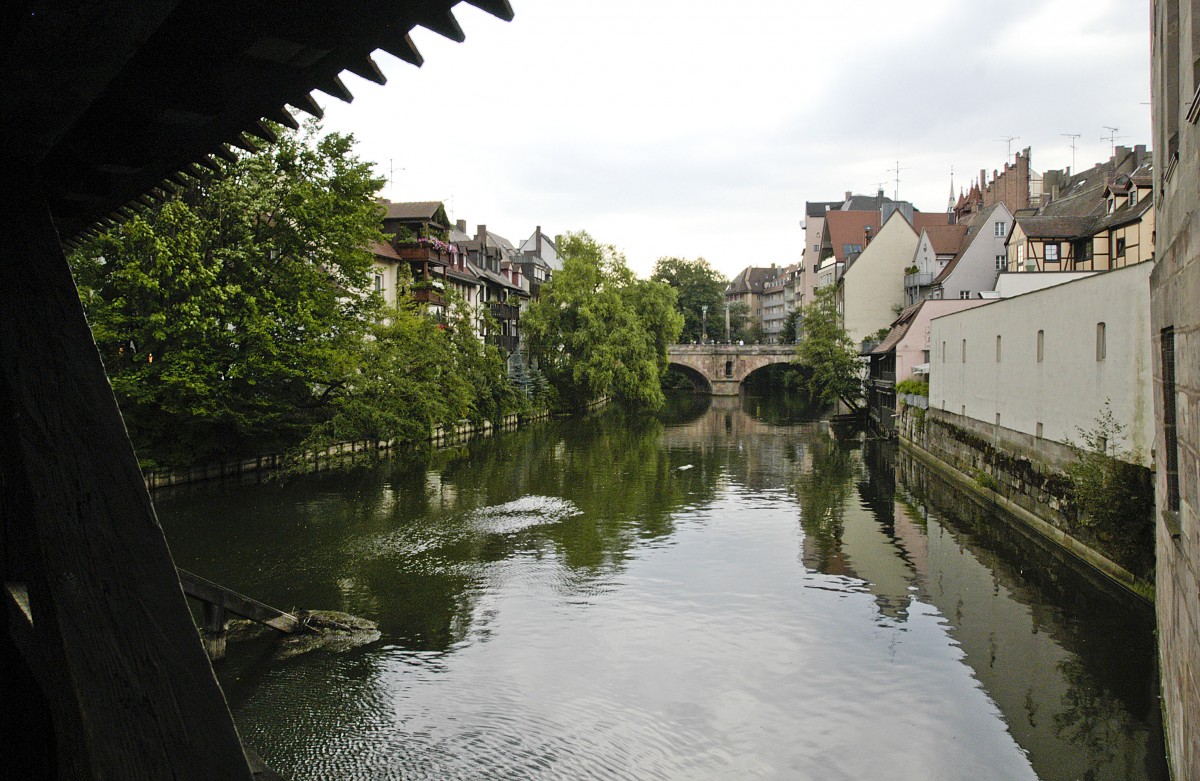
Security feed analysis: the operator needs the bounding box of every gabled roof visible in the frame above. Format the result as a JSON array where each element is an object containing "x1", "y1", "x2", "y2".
[
  {"x1": 806, "y1": 201, "x2": 841, "y2": 218},
  {"x1": 1090, "y1": 193, "x2": 1155, "y2": 232},
  {"x1": 924, "y1": 224, "x2": 968, "y2": 255},
  {"x1": 824, "y1": 211, "x2": 881, "y2": 261},
  {"x1": 912, "y1": 212, "x2": 951, "y2": 232},
  {"x1": 1014, "y1": 215, "x2": 1096, "y2": 240},
  {"x1": 842, "y1": 192, "x2": 896, "y2": 211},
  {"x1": 369, "y1": 241, "x2": 402, "y2": 261},
  {"x1": 727, "y1": 266, "x2": 777, "y2": 294},
  {"x1": 872, "y1": 302, "x2": 923, "y2": 355},
  {"x1": 382, "y1": 201, "x2": 447, "y2": 223}
]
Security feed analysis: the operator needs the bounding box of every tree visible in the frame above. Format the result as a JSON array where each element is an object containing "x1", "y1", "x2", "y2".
[
  {"x1": 781, "y1": 307, "x2": 803, "y2": 344},
  {"x1": 70, "y1": 121, "x2": 389, "y2": 465},
  {"x1": 650, "y1": 256, "x2": 727, "y2": 342},
  {"x1": 794, "y1": 285, "x2": 863, "y2": 411},
  {"x1": 522, "y1": 231, "x2": 681, "y2": 409}
]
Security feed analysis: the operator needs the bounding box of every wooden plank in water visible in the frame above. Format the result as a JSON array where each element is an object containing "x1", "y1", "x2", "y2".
[{"x1": 177, "y1": 569, "x2": 305, "y2": 634}]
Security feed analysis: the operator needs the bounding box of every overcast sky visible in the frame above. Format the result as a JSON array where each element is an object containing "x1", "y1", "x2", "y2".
[{"x1": 321, "y1": 0, "x2": 1152, "y2": 279}]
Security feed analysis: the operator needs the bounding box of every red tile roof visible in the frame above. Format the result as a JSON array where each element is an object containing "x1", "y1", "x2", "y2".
[
  {"x1": 825, "y1": 211, "x2": 881, "y2": 261},
  {"x1": 924, "y1": 224, "x2": 969, "y2": 255}
]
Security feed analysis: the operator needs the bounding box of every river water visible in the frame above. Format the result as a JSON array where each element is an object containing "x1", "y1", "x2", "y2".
[{"x1": 155, "y1": 393, "x2": 1167, "y2": 781}]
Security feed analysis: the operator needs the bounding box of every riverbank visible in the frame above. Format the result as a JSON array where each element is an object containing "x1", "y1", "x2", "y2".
[
  {"x1": 144, "y1": 402, "x2": 610, "y2": 491},
  {"x1": 898, "y1": 405, "x2": 1154, "y2": 602}
]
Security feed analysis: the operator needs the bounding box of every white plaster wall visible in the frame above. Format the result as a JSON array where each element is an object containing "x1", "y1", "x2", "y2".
[
  {"x1": 943, "y1": 204, "x2": 1012, "y2": 299},
  {"x1": 994, "y1": 271, "x2": 1097, "y2": 298},
  {"x1": 841, "y1": 212, "x2": 918, "y2": 344},
  {"x1": 930, "y1": 262, "x2": 1154, "y2": 463},
  {"x1": 800, "y1": 214, "x2": 826, "y2": 307}
]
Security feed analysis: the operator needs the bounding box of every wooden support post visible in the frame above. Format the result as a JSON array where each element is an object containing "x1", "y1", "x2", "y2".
[
  {"x1": 0, "y1": 193, "x2": 255, "y2": 779},
  {"x1": 201, "y1": 602, "x2": 228, "y2": 661}
]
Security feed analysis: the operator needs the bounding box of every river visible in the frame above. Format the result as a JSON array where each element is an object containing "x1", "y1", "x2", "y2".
[{"x1": 155, "y1": 392, "x2": 1167, "y2": 781}]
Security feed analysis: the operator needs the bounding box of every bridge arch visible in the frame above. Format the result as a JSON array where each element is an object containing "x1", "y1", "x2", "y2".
[
  {"x1": 666, "y1": 362, "x2": 713, "y2": 393},
  {"x1": 664, "y1": 344, "x2": 797, "y2": 395}
]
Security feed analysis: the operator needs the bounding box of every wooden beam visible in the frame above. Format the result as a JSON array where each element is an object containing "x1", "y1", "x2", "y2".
[
  {"x1": 379, "y1": 33, "x2": 424, "y2": 67},
  {"x1": 177, "y1": 569, "x2": 306, "y2": 634},
  {"x1": 464, "y1": 0, "x2": 516, "y2": 21},
  {"x1": 0, "y1": 191, "x2": 254, "y2": 779}
]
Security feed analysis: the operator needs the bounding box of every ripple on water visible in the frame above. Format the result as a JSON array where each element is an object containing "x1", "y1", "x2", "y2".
[{"x1": 467, "y1": 495, "x2": 583, "y2": 535}]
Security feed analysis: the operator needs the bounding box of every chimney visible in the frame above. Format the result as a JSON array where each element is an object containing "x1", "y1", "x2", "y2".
[
  {"x1": 845, "y1": 190, "x2": 852, "y2": 201},
  {"x1": 535, "y1": 225, "x2": 542, "y2": 255},
  {"x1": 980, "y1": 169, "x2": 987, "y2": 188},
  {"x1": 456, "y1": 219, "x2": 466, "y2": 232}
]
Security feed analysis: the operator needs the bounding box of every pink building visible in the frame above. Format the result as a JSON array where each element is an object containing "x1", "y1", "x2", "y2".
[{"x1": 867, "y1": 299, "x2": 992, "y2": 434}]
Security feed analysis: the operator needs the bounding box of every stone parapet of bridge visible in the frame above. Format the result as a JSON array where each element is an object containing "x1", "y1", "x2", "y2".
[{"x1": 666, "y1": 344, "x2": 796, "y2": 395}]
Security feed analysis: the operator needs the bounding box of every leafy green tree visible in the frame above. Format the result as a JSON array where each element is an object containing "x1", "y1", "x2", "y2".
[
  {"x1": 794, "y1": 285, "x2": 863, "y2": 411},
  {"x1": 781, "y1": 307, "x2": 803, "y2": 344},
  {"x1": 650, "y1": 257, "x2": 727, "y2": 342},
  {"x1": 71, "y1": 122, "x2": 383, "y2": 465},
  {"x1": 522, "y1": 231, "x2": 681, "y2": 409}
]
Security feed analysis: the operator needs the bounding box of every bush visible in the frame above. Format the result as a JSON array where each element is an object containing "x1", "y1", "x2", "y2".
[
  {"x1": 896, "y1": 378, "x2": 928, "y2": 396},
  {"x1": 1065, "y1": 402, "x2": 1155, "y2": 577}
]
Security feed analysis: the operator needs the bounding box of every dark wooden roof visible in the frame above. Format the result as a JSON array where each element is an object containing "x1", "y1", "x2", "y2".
[{"x1": 2, "y1": 0, "x2": 513, "y2": 242}]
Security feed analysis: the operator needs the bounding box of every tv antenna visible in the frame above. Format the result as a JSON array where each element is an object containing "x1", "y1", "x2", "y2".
[
  {"x1": 383, "y1": 158, "x2": 405, "y2": 198},
  {"x1": 1102, "y1": 126, "x2": 1127, "y2": 156},
  {"x1": 996, "y1": 136, "x2": 1020, "y2": 159},
  {"x1": 1061, "y1": 134, "x2": 1081, "y2": 170},
  {"x1": 887, "y1": 157, "x2": 909, "y2": 201}
]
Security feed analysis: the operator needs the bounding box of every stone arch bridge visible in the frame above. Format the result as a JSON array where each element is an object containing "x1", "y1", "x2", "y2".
[{"x1": 667, "y1": 344, "x2": 797, "y2": 395}]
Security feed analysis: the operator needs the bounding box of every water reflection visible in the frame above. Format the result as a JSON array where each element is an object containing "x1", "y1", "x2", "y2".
[{"x1": 154, "y1": 391, "x2": 1164, "y2": 781}]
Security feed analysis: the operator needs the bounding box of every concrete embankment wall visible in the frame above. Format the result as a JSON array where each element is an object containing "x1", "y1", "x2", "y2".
[
  {"x1": 144, "y1": 404, "x2": 574, "y2": 491},
  {"x1": 899, "y1": 405, "x2": 1153, "y2": 600}
]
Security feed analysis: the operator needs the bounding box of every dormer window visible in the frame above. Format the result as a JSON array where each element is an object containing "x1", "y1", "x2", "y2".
[
  {"x1": 1130, "y1": 189, "x2": 1138, "y2": 207},
  {"x1": 1108, "y1": 197, "x2": 1116, "y2": 214}
]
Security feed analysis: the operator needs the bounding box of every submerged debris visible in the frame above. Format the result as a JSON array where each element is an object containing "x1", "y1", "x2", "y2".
[{"x1": 225, "y1": 610, "x2": 381, "y2": 660}]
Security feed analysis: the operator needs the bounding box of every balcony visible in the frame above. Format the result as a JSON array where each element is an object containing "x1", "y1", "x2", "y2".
[
  {"x1": 411, "y1": 288, "x2": 446, "y2": 307},
  {"x1": 396, "y1": 241, "x2": 452, "y2": 266},
  {"x1": 490, "y1": 301, "x2": 520, "y2": 321},
  {"x1": 904, "y1": 271, "x2": 934, "y2": 287},
  {"x1": 489, "y1": 334, "x2": 519, "y2": 353}
]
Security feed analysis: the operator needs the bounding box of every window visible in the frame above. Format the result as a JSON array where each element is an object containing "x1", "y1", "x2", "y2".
[
  {"x1": 996, "y1": 335, "x2": 1002, "y2": 362},
  {"x1": 1162, "y1": 327, "x2": 1180, "y2": 512},
  {"x1": 1017, "y1": 245, "x2": 1026, "y2": 269},
  {"x1": 725, "y1": 360, "x2": 733, "y2": 378},
  {"x1": 1116, "y1": 237, "x2": 1127, "y2": 257},
  {"x1": 1130, "y1": 189, "x2": 1138, "y2": 207},
  {"x1": 1037, "y1": 329, "x2": 1044, "y2": 362},
  {"x1": 959, "y1": 291, "x2": 972, "y2": 299},
  {"x1": 1045, "y1": 242, "x2": 1059, "y2": 262},
  {"x1": 1036, "y1": 422, "x2": 1043, "y2": 439},
  {"x1": 373, "y1": 272, "x2": 385, "y2": 292},
  {"x1": 996, "y1": 413, "x2": 1001, "y2": 427},
  {"x1": 961, "y1": 339, "x2": 966, "y2": 362},
  {"x1": 996, "y1": 254, "x2": 1005, "y2": 270},
  {"x1": 1096, "y1": 322, "x2": 1106, "y2": 360},
  {"x1": 994, "y1": 221, "x2": 1007, "y2": 237},
  {"x1": 842, "y1": 243, "x2": 862, "y2": 255},
  {"x1": 941, "y1": 341, "x2": 946, "y2": 362},
  {"x1": 813, "y1": 244, "x2": 819, "y2": 252}
]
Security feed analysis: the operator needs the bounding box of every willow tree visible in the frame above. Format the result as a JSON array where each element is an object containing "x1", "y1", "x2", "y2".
[
  {"x1": 794, "y1": 285, "x2": 863, "y2": 411},
  {"x1": 521, "y1": 231, "x2": 682, "y2": 409}
]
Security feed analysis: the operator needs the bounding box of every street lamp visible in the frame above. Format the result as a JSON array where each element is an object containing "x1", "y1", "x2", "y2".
[{"x1": 701, "y1": 304, "x2": 708, "y2": 344}]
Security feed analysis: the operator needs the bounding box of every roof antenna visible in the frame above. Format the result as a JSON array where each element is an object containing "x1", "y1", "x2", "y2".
[
  {"x1": 995, "y1": 136, "x2": 1020, "y2": 159},
  {"x1": 887, "y1": 147, "x2": 909, "y2": 201},
  {"x1": 1102, "y1": 126, "x2": 1128, "y2": 156},
  {"x1": 1061, "y1": 133, "x2": 1081, "y2": 171}
]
